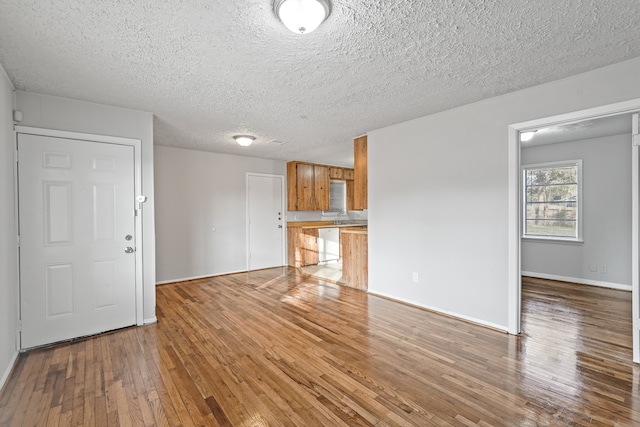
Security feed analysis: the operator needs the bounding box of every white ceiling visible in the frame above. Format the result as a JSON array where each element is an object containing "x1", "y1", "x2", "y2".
[
  {"x1": 1, "y1": 1, "x2": 639, "y2": 167},
  {"x1": 522, "y1": 113, "x2": 634, "y2": 147}
]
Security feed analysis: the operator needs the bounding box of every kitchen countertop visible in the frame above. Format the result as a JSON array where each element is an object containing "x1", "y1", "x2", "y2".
[
  {"x1": 340, "y1": 227, "x2": 368, "y2": 235},
  {"x1": 287, "y1": 221, "x2": 367, "y2": 229}
]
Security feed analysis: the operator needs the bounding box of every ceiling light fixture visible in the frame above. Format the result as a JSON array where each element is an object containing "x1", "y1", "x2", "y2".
[
  {"x1": 520, "y1": 130, "x2": 537, "y2": 142},
  {"x1": 234, "y1": 135, "x2": 255, "y2": 147},
  {"x1": 274, "y1": 0, "x2": 331, "y2": 34}
]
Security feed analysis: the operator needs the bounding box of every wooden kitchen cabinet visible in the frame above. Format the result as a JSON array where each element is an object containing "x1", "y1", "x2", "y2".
[
  {"x1": 329, "y1": 167, "x2": 344, "y2": 179},
  {"x1": 353, "y1": 136, "x2": 367, "y2": 210},
  {"x1": 313, "y1": 165, "x2": 329, "y2": 209},
  {"x1": 287, "y1": 161, "x2": 329, "y2": 211},
  {"x1": 343, "y1": 168, "x2": 354, "y2": 180},
  {"x1": 287, "y1": 226, "x2": 319, "y2": 267},
  {"x1": 341, "y1": 228, "x2": 368, "y2": 290},
  {"x1": 346, "y1": 179, "x2": 355, "y2": 211},
  {"x1": 344, "y1": 167, "x2": 355, "y2": 210}
]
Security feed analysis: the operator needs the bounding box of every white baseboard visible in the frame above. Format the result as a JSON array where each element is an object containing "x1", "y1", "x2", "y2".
[
  {"x1": 0, "y1": 351, "x2": 19, "y2": 393},
  {"x1": 156, "y1": 270, "x2": 246, "y2": 285},
  {"x1": 143, "y1": 317, "x2": 157, "y2": 325},
  {"x1": 366, "y1": 290, "x2": 509, "y2": 333},
  {"x1": 522, "y1": 271, "x2": 631, "y2": 291}
]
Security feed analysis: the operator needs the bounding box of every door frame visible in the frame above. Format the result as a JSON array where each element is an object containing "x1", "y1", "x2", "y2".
[
  {"x1": 507, "y1": 99, "x2": 640, "y2": 363},
  {"x1": 15, "y1": 126, "x2": 145, "y2": 337},
  {"x1": 245, "y1": 173, "x2": 286, "y2": 271}
]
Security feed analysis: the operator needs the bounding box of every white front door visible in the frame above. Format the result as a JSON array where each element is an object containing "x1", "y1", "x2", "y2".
[
  {"x1": 18, "y1": 133, "x2": 137, "y2": 349},
  {"x1": 247, "y1": 174, "x2": 284, "y2": 271}
]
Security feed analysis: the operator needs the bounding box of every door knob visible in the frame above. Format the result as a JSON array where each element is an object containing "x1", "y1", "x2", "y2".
[{"x1": 125, "y1": 247, "x2": 135, "y2": 253}]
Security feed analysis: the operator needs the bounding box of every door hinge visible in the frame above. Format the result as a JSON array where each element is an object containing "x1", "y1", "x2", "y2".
[
  {"x1": 633, "y1": 133, "x2": 640, "y2": 147},
  {"x1": 16, "y1": 235, "x2": 20, "y2": 248},
  {"x1": 14, "y1": 150, "x2": 18, "y2": 163},
  {"x1": 17, "y1": 320, "x2": 22, "y2": 333}
]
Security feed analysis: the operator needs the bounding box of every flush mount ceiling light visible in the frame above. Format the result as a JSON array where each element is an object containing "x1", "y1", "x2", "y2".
[
  {"x1": 234, "y1": 135, "x2": 255, "y2": 147},
  {"x1": 520, "y1": 130, "x2": 537, "y2": 142},
  {"x1": 274, "y1": 0, "x2": 331, "y2": 34}
]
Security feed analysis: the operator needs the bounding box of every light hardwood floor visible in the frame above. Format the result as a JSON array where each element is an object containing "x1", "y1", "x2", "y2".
[
  {"x1": 299, "y1": 261, "x2": 345, "y2": 285},
  {"x1": 1, "y1": 270, "x2": 638, "y2": 426}
]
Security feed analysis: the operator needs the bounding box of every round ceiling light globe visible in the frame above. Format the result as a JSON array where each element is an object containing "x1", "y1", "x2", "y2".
[
  {"x1": 234, "y1": 135, "x2": 255, "y2": 146},
  {"x1": 275, "y1": 0, "x2": 331, "y2": 34}
]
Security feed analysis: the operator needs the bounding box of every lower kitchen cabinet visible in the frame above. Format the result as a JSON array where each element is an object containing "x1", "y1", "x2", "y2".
[
  {"x1": 287, "y1": 227, "x2": 319, "y2": 268},
  {"x1": 341, "y1": 228, "x2": 368, "y2": 290}
]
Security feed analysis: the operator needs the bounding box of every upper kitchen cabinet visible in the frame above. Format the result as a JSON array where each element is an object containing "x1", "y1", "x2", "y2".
[
  {"x1": 343, "y1": 169, "x2": 354, "y2": 180},
  {"x1": 287, "y1": 161, "x2": 330, "y2": 211},
  {"x1": 354, "y1": 135, "x2": 368, "y2": 210},
  {"x1": 329, "y1": 167, "x2": 344, "y2": 179}
]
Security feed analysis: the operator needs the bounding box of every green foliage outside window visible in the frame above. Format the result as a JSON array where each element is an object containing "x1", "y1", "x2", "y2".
[{"x1": 524, "y1": 163, "x2": 579, "y2": 238}]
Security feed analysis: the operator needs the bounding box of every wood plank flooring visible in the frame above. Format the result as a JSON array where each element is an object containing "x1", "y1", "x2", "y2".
[{"x1": 1, "y1": 270, "x2": 638, "y2": 426}]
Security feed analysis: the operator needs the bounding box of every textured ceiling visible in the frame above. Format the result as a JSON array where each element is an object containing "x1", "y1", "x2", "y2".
[
  {"x1": 523, "y1": 113, "x2": 633, "y2": 147},
  {"x1": 1, "y1": 1, "x2": 639, "y2": 167}
]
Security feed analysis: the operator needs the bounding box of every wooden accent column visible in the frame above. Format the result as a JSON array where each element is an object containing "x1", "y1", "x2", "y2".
[{"x1": 354, "y1": 135, "x2": 367, "y2": 210}]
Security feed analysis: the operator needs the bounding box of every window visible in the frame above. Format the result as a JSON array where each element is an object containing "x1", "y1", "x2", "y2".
[
  {"x1": 328, "y1": 180, "x2": 346, "y2": 213},
  {"x1": 523, "y1": 160, "x2": 582, "y2": 240}
]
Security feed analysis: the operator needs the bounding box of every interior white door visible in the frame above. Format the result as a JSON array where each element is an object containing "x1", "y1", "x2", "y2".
[
  {"x1": 248, "y1": 174, "x2": 284, "y2": 270},
  {"x1": 18, "y1": 133, "x2": 137, "y2": 349}
]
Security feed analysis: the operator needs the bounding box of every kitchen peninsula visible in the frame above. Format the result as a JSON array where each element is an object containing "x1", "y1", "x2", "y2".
[
  {"x1": 286, "y1": 135, "x2": 369, "y2": 290},
  {"x1": 340, "y1": 227, "x2": 368, "y2": 290},
  {"x1": 287, "y1": 221, "x2": 368, "y2": 290}
]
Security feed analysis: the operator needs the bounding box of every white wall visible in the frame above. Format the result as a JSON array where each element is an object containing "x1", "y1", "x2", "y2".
[
  {"x1": 154, "y1": 146, "x2": 286, "y2": 283},
  {"x1": 286, "y1": 210, "x2": 368, "y2": 222},
  {"x1": 368, "y1": 56, "x2": 640, "y2": 330},
  {"x1": 0, "y1": 66, "x2": 18, "y2": 389},
  {"x1": 521, "y1": 134, "x2": 632, "y2": 289},
  {"x1": 14, "y1": 91, "x2": 157, "y2": 323}
]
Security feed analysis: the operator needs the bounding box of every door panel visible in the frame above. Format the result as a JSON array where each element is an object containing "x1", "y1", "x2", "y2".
[
  {"x1": 248, "y1": 174, "x2": 284, "y2": 270},
  {"x1": 45, "y1": 263, "x2": 74, "y2": 317},
  {"x1": 296, "y1": 163, "x2": 315, "y2": 210},
  {"x1": 18, "y1": 133, "x2": 136, "y2": 349},
  {"x1": 314, "y1": 165, "x2": 330, "y2": 210}
]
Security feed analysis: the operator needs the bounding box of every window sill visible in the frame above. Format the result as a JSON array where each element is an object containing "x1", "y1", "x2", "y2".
[{"x1": 522, "y1": 236, "x2": 584, "y2": 245}]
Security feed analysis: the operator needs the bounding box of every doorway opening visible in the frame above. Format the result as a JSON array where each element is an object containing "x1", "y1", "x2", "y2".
[{"x1": 507, "y1": 101, "x2": 640, "y2": 363}]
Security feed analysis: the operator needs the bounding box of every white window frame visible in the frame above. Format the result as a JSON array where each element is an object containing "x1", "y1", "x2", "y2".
[{"x1": 522, "y1": 159, "x2": 583, "y2": 243}]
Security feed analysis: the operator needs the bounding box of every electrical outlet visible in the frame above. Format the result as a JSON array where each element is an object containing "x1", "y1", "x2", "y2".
[
  {"x1": 412, "y1": 272, "x2": 419, "y2": 283},
  {"x1": 601, "y1": 265, "x2": 608, "y2": 274}
]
